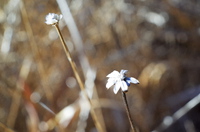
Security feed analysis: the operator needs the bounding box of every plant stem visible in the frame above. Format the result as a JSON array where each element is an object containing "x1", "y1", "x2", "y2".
[
  {"x1": 122, "y1": 91, "x2": 137, "y2": 132},
  {"x1": 54, "y1": 24, "x2": 104, "y2": 132}
]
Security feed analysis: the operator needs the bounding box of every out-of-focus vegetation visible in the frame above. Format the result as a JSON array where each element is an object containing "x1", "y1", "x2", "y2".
[{"x1": 1, "y1": 0, "x2": 200, "y2": 132}]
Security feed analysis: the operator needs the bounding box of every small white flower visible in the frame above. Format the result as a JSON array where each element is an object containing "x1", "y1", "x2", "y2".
[
  {"x1": 106, "y1": 70, "x2": 139, "y2": 94},
  {"x1": 45, "y1": 13, "x2": 62, "y2": 25}
]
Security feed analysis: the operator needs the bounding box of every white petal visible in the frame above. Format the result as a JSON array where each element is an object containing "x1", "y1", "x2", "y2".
[
  {"x1": 107, "y1": 77, "x2": 116, "y2": 82},
  {"x1": 106, "y1": 70, "x2": 119, "y2": 77},
  {"x1": 46, "y1": 19, "x2": 57, "y2": 25},
  {"x1": 121, "y1": 81, "x2": 128, "y2": 92},
  {"x1": 120, "y1": 69, "x2": 128, "y2": 75},
  {"x1": 45, "y1": 13, "x2": 62, "y2": 25},
  {"x1": 59, "y1": 14, "x2": 63, "y2": 20},
  {"x1": 106, "y1": 82, "x2": 113, "y2": 89},
  {"x1": 113, "y1": 81, "x2": 121, "y2": 94},
  {"x1": 106, "y1": 79, "x2": 116, "y2": 89},
  {"x1": 46, "y1": 13, "x2": 52, "y2": 19},
  {"x1": 45, "y1": 21, "x2": 51, "y2": 25},
  {"x1": 129, "y1": 77, "x2": 139, "y2": 84}
]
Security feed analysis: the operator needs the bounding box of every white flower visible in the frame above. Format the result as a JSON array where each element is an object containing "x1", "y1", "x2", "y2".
[
  {"x1": 45, "y1": 13, "x2": 62, "y2": 25},
  {"x1": 106, "y1": 70, "x2": 139, "y2": 94}
]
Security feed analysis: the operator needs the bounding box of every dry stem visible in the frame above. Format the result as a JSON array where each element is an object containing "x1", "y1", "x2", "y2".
[
  {"x1": 54, "y1": 24, "x2": 105, "y2": 132},
  {"x1": 122, "y1": 91, "x2": 137, "y2": 132}
]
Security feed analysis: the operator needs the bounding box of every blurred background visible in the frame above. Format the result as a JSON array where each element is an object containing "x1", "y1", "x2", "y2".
[{"x1": 1, "y1": 0, "x2": 200, "y2": 132}]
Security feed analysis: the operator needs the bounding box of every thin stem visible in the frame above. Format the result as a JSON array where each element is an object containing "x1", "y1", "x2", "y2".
[
  {"x1": 122, "y1": 91, "x2": 137, "y2": 132},
  {"x1": 20, "y1": 1, "x2": 53, "y2": 102},
  {"x1": 54, "y1": 24, "x2": 104, "y2": 132}
]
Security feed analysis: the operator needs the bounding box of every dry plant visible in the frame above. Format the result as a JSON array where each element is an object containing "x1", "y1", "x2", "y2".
[
  {"x1": 106, "y1": 69, "x2": 139, "y2": 131},
  {"x1": 1, "y1": 0, "x2": 200, "y2": 132},
  {"x1": 45, "y1": 12, "x2": 104, "y2": 132}
]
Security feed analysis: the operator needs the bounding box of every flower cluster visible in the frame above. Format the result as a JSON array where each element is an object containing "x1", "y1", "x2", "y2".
[
  {"x1": 106, "y1": 70, "x2": 139, "y2": 94},
  {"x1": 45, "y1": 13, "x2": 62, "y2": 25}
]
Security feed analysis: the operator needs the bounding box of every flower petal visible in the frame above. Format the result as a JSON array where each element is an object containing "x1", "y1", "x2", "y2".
[
  {"x1": 106, "y1": 78, "x2": 116, "y2": 89},
  {"x1": 129, "y1": 77, "x2": 140, "y2": 84},
  {"x1": 106, "y1": 70, "x2": 119, "y2": 77},
  {"x1": 121, "y1": 81, "x2": 128, "y2": 92},
  {"x1": 107, "y1": 77, "x2": 116, "y2": 83},
  {"x1": 120, "y1": 69, "x2": 128, "y2": 75},
  {"x1": 59, "y1": 14, "x2": 63, "y2": 20},
  {"x1": 45, "y1": 13, "x2": 62, "y2": 25},
  {"x1": 113, "y1": 81, "x2": 121, "y2": 94}
]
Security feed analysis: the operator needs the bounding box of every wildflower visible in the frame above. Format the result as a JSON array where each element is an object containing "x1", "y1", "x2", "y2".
[
  {"x1": 106, "y1": 70, "x2": 139, "y2": 94},
  {"x1": 45, "y1": 13, "x2": 62, "y2": 25}
]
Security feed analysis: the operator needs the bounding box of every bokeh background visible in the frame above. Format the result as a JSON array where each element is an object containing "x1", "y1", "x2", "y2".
[{"x1": 1, "y1": 0, "x2": 200, "y2": 132}]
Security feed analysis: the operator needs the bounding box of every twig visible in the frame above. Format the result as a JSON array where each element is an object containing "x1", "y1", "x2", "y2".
[
  {"x1": 153, "y1": 93, "x2": 200, "y2": 132},
  {"x1": 0, "y1": 122, "x2": 14, "y2": 132},
  {"x1": 122, "y1": 91, "x2": 137, "y2": 132},
  {"x1": 54, "y1": 24, "x2": 105, "y2": 132},
  {"x1": 20, "y1": 1, "x2": 53, "y2": 102},
  {"x1": 56, "y1": 0, "x2": 106, "y2": 130},
  {"x1": 6, "y1": 58, "x2": 31, "y2": 128}
]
